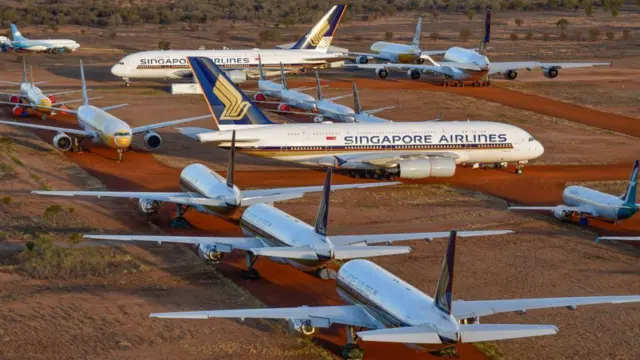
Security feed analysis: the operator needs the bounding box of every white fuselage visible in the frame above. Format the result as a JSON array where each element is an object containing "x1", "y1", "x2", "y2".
[
  {"x1": 200, "y1": 121, "x2": 544, "y2": 168},
  {"x1": 441, "y1": 47, "x2": 491, "y2": 81},
  {"x1": 337, "y1": 259, "x2": 460, "y2": 343},
  {"x1": 76, "y1": 105, "x2": 132, "y2": 149},
  {"x1": 178, "y1": 163, "x2": 241, "y2": 217},
  {"x1": 13, "y1": 39, "x2": 80, "y2": 52},
  {"x1": 111, "y1": 49, "x2": 344, "y2": 81},
  {"x1": 18, "y1": 82, "x2": 51, "y2": 108},
  {"x1": 371, "y1": 42, "x2": 421, "y2": 63},
  {"x1": 562, "y1": 186, "x2": 635, "y2": 221},
  {"x1": 316, "y1": 100, "x2": 355, "y2": 123}
]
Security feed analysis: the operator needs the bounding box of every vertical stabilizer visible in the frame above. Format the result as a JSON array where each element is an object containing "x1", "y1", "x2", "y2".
[
  {"x1": 412, "y1": 17, "x2": 422, "y2": 47},
  {"x1": 257, "y1": 54, "x2": 265, "y2": 81},
  {"x1": 479, "y1": 8, "x2": 491, "y2": 54},
  {"x1": 79, "y1": 60, "x2": 89, "y2": 106},
  {"x1": 10, "y1": 24, "x2": 26, "y2": 42},
  {"x1": 352, "y1": 82, "x2": 363, "y2": 114},
  {"x1": 434, "y1": 230, "x2": 456, "y2": 315},
  {"x1": 290, "y1": 5, "x2": 346, "y2": 53},
  {"x1": 621, "y1": 160, "x2": 639, "y2": 205},
  {"x1": 279, "y1": 63, "x2": 288, "y2": 90},
  {"x1": 226, "y1": 130, "x2": 236, "y2": 188},
  {"x1": 314, "y1": 168, "x2": 332, "y2": 237},
  {"x1": 22, "y1": 57, "x2": 27, "y2": 84},
  {"x1": 29, "y1": 65, "x2": 34, "y2": 86},
  {"x1": 315, "y1": 71, "x2": 323, "y2": 101}
]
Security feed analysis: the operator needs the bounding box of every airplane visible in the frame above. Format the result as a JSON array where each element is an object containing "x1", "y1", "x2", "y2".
[
  {"x1": 33, "y1": 131, "x2": 398, "y2": 228},
  {"x1": 147, "y1": 230, "x2": 640, "y2": 360},
  {"x1": 0, "y1": 60, "x2": 211, "y2": 161},
  {"x1": 347, "y1": 9, "x2": 610, "y2": 85},
  {"x1": 348, "y1": 81, "x2": 394, "y2": 123},
  {"x1": 110, "y1": 5, "x2": 348, "y2": 87},
  {"x1": 596, "y1": 234, "x2": 640, "y2": 242},
  {"x1": 176, "y1": 56, "x2": 544, "y2": 178},
  {"x1": 84, "y1": 169, "x2": 512, "y2": 280},
  {"x1": 0, "y1": 57, "x2": 85, "y2": 120},
  {"x1": 4, "y1": 24, "x2": 80, "y2": 54},
  {"x1": 509, "y1": 160, "x2": 639, "y2": 225}
]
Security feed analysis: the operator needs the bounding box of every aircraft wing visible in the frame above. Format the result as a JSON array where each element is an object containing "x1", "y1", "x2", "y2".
[
  {"x1": 241, "y1": 181, "x2": 400, "y2": 204},
  {"x1": 83, "y1": 234, "x2": 264, "y2": 251},
  {"x1": 452, "y1": 295, "x2": 640, "y2": 320},
  {"x1": 329, "y1": 230, "x2": 513, "y2": 246},
  {"x1": 335, "y1": 151, "x2": 459, "y2": 167},
  {"x1": 101, "y1": 104, "x2": 128, "y2": 112},
  {"x1": 364, "y1": 106, "x2": 395, "y2": 115},
  {"x1": 488, "y1": 61, "x2": 610, "y2": 74},
  {"x1": 44, "y1": 89, "x2": 84, "y2": 97},
  {"x1": 150, "y1": 305, "x2": 382, "y2": 329},
  {"x1": 177, "y1": 127, "x2": 215, "y2": 140},
  {"x1": 345, "y1": 63, "x2": 482, "y2": 73},
  {"x1": 596, "y1": 235, "x2": 640, "y2": 242},
  {"x1": 345, "y1": 52, "x2": 396, "y2": 62},
  {"x1": 31, "y1": 190, "x2": 229, "y2": 208},
  {"x1": 131, "y1": 114, "x2": 212, "y2": 134},
  {"x1": 421, "y1": 50, "x2": 447, "y2": 56},
  {"x1": 0, "y1": 120, "x2": 91, "y2": 136},
  {"x1": 54, "y1": 97, "x2": 103, "y2": 106}
]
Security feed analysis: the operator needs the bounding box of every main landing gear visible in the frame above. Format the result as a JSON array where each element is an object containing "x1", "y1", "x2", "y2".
[
  {"x1": 116, "y1": 148, "x2": 124, "y2": 162},
  {"x1": 316, "y1": 266, "x2": 337, "y2": 280},
  {"x1": 171, "y1": 204, "x2": 192, "y2": 228},
  {"x1": 515, "y1": 165, "x2": 524, "y2": 175},
  {"x1": 348, "y1": 170, "x2": 396, "y2": 180},
  {"x1": 341, "y1": 326, "x2": 364, "y2": 360},
  {"x1": 242, "y1": 252, "x2": 261, "y2": 280},
  {"x1": 123, "y1": 78, "x2": 131, "y2": 87}
]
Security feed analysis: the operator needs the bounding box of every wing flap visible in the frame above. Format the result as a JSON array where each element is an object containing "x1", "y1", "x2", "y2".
[
  {"x1": 83, "y1": 234, "x2": 263, "y2": 251},
  {"x1": 31, "y1": 190, "x2": 227, "y2": 208},
  {"x1": 356, "y1": 326, "x2": 442, "y2": 344},
  {"x1": 459, "y1": 324, "x2": 558, "y2": 343}
]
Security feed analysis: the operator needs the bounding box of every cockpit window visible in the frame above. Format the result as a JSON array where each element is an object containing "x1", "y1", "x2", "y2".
[
  {"x1": 118, "y1": 62, "x2": 124, "y2": 65},
  {"x1": 115, "y1": 131, "x2": 131, "y2": 136},
  {"x1": 528, "y1": 137, "x2": 535, "y2": 142}
]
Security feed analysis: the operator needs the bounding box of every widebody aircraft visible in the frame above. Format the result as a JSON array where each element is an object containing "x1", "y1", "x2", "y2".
[
  {"x1": 110, "y1": 5, "x2": 347, "y2": 86},
  {"x1": 510, "y1": 160, "x2": 639, "y2": 225},
  {"x1": 177, "y1": 56, "x2": 544, "y2": 177},
  {"x1": 148, "y1": 230, "x2": 640, "y2": 360},
  {"x1": 0, "y1": 60, "x2": 210, "y2": 161},
  {"x1": 0, "y1": 58, "x2": 84, "y2": 119},
  {"x1": 3, "y1": 24, "x2": 80, "y2": 54},
  {"x1": 85, "y1": 170, "x2": 512, "y2": 280},
  {"x1": 348, "y1": 9, "x2": 610, "y2": 85},
  {"x1": 34, "y1": 131, "x2": 397, "y2": 227}
]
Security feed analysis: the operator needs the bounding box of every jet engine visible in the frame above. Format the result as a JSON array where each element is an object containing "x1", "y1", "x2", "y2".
[
  {"x1": 503, "y1": 69, "x2": 518, "y2": 80},
  {"x1": 9, "y1": 95, "x2": 20, "y2": 103},
  {"x1": 48, "y1": 95, "x2": 56, "y2": 104},
  {"x1": 543, "y1": 66, "x2": 559, "y2": 79},
  {"x1": 357, "y1": 55, "x2": 368, "y2": 64},
  {"x1": 53, "y1": 133, "x2": 73, "y2": 151},
  {"x1": 416, "y1": 58, "x2": 425, "y2": 64},
  {"x1": 313, "y1": 115, "x2": 324, "y2": 123},
  {"x1": 407, "y1": 69, "x2": 421, "y2": 80},
  {"x1": 197, "y1": 244, "x2": 224, "y2": 263},
  {"x1": 397, "y1": 158, "x2": 456, "y2": 179},
  {"x1": 278, "y1": 103, "x2": 291, "y2": 112},
  {"x1": 12, "y1": 106, "x2": 24, "y2": 116},
  {"x1": 144, "y1": 131, "x2": 162, "y2": 149},
  {"x1": 553, "y1": 205, "x2": 574, "y2": 220},
  {"x1": 288, "y1": 319, "x2": 315, "y2": 335},
  {"x1": 254, "y1": 93, "x2": 266, "y2": 102},
  {"x1": 137, "y1": 198, "x2": 160, "y2": 215},
  {"x1": 226, "y1": 70, "x2": 248, "y2": 84},
  {"x1": 376, "y1": 68, "x2": 389, "y2": 79}
]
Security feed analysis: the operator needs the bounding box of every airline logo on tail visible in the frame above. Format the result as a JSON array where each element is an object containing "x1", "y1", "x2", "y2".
[
  {"x1": 310, "y1": 21, "x2": 331, "y2": 46},
  {"x1": 10, "y1": 24, "x2": 24, "y2": 41},
  {"x1": 213, "y1": 76, "x2": 251, "y2": 120},
  {"x1": 292, "y1": 5, "x2": 346, "y2": 52}
]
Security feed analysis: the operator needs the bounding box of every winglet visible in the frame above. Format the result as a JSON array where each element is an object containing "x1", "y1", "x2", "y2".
[
  {"x1": 227, "y1": 130, "x2": 236, "y2": 188},
  {"x1": 280, "y1": 62, "x2": 288, "y2": 90},
  {"x1": 621, "y1": 160, "x2": 639, "y2": 205},
  {"x1": 316, "y1": 71, "x2": 323, "y2": 101},
  {"x1": 79, "y1": 60, "x2": 89, "y2": 106},
  {"x1": 434, "y1": 230, "x2": 456, "y2": 315},
  {"x1": 412, "y1": 17, "x2": 422, "y2": 47},
  {"x1": 314, "y1": 168, "x2": 332, "y2": 237},
  {"x1": 352, "y1": 82, "x2": 362, "y2": 114}
]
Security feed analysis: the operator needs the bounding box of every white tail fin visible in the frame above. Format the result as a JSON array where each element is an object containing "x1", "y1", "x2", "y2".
[{"x1": 79, "y1": 60, "x2": 89, "y2": 106}]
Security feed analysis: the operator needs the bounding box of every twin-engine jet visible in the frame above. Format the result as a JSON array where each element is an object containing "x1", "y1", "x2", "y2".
[
  {"x1": 2, "y1": 24, "x2": 80, "y2": 54},
  {"x1": 510, "y1": 160, "x2": 639, "y2": 225},
  {"x1": 147, "y1": 230, "x2": 640, "y2": 360},
  {"x1": 0, "y1": 60, "x2": 210, "y2": 161}
]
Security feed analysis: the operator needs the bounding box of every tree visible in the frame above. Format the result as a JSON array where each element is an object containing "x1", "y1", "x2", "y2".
[
  {"x1": 384, "y1": 31, "x2": 393, "y2": 41},
  {"x1": 459, "y1": 28, "x2": 473, "y2": 41},
  {"x1": 430, "y1": 32, "x2": 439, "y2": 41},
  {"x1": 605, "y1": 31, "x2": 614, "y2": 40},
  {"x1": 509, "y1": 32, "x2": 519, "y2": 41},
  {"x1": 466, "y1": 10, "x2": 475, "y2": 20},
  {"x1": 431, "y1": 10, "x2": 440, "y2": 21},
  {"x1": 158, "y1": 40, "x2": 171, "y2": 50},
  {"x1": 588, "y1": 28, "x2": 601, "y2": 41},
  {"x1": 44, "y1": 205, "x2": 63, "y2": 227},
  {"x1": 515, "y1": 18, "x2": 524, "y2": 27},
  {"x1": 584, "y1": 1, "x2": 593, "y2": 16},
  {"x1": 556, "y1": 18, "x2": 569, "y2": 32},
  {"x1": 622, "y1": 29, "x2": 631, "y2": 40}
]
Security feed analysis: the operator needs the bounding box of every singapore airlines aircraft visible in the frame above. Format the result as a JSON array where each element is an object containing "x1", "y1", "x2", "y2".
[
  {"x1": 34, "y1": 131, "x2": 397, "y2": 228},
  {"x1": 3, "y1": 24, "x2": 80, "y2": 54},
  {"x1": 177, "y1": 56, "x2": 544, "y2": 177},
  {"x1": 510, "y1": 160, "x2": 639, "y2": 225},
  {"x1": 148, "y1": 230, "x2": 640, "y2": 360},
  {"x1": 349, "y1": 9, "x2": 610, "y2": 84},
  {"x1": 0, "y1": 58, "x2": 84, "y2": 119},
  {"x1": 110, "y1": 5, "x2": 347, "y2": 86},
  {"x1": 0, "y1": 60, "x2": 210, "y2": 161},
  {"x1": 85, "y1": 170, "x2": 512, "y2": 280}
]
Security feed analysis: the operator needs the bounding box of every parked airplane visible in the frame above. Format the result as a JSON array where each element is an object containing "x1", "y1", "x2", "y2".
[
  {"x1": 0, "y1": 58, "x2": 84, "y2": 119},
  {"x1": 148, "y1": 230, "x2": 639, "y2": 360},
  {"x1": 4, "y1": 24, "x2": 80, "y2": 54},
  {"x1": 0, "y1": 60, "x2": 210, "y2": 161},
  {"x1": 85, "y1": 171, "x2": 512, "y2": 280},
  {"x1": 110, "y1": 5, "x2": 348, "y2": 86},
  {"x1": 33, "y1": 131, "x2": 397, "y2": 227},
  {"x1": 510, "y1": 160, "x2": 639, "y2": 225},
  {"x1": 177, "y1": 56, "x2": 544, "y2": 177},
  {"x1": 348, "y1": 9, "x2": 610, "y2": 85},
  {"x1": 596, "y1": 234, "x2": 640, "y2": 242},
  {"x1": 349, "y1": 81, "x2": 394, "y2": 123}
]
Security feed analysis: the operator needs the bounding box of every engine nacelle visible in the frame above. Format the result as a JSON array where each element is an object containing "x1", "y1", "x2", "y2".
[
  {"x1": 313, "y1": 115, "x2": 324, "y2": 123},
  {"x1": 503, "y1": 69, "x2": 518, "y2": 80},
  {"x1": 397, "y1": 158, "x2": 456, "y2": 179},
  {"x1": 48, "y1": 95, "x2": 56, "y2": 104},
  {"x1": 357, "y1": 55, "x2": 368, "y2": 64},
  {"x1": 226, "y1": 70, "x2": 247, "y2": 84},
  {"x1": 553, "y1": 205, "x2": 574, "y2": 220},
  {"x1": 137, "y1": 198, "x2": 160, "y2": 215},
  {"x1": 278, "y1": 103, "x2": 291, "y2": 112},
  {"x1": 254, "y1": 93, "x2": 266, "y2": 102},
  {"x1": 287, "y1": 319, "x2": 315, "y2": 336},
  {"x1": 459, "y1": 316, "x2": 481, "y2": 325},
  {"x1": 376, "y1": 68, "x2": 389, "y2": 79},
  {"x1": 9, "y1": 95, "x2": 20, "y2": 103},
  {"x1": 53, "y1": 133, "x2": 73, "y2": 151},
  {"x1": 407, "y1": 69, "x2": 421, "y2": 80},
  {"x1": 144, "y1": 131, "x2": 162, "y2": 149},
  {"x1": 196, "y1": 244, "x2": 224, "y2": 263},
  {"x1": 12, "y1": 106, "x2": 24, "y2": 116},
  {"x1": 543, "y1": 67, "x2": 559, "y2": 79}
]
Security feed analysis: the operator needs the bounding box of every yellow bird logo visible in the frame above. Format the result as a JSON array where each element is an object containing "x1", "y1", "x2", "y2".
[
  {"x1": 213, "y1": 75, "x2": 250, "y2": 120},
  {"x1": 309, "y1": 21, "x2": 329, "y2": 46}
]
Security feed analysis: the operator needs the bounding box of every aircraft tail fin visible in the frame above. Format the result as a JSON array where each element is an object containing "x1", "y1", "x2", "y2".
[
  {"x1": 257, "y1": 54, "x2": 265, "y2": 81},
  {"x1": 621, "y1": 160, "x2": 639, "y2": 205},
  {"x1": 412, "y1": 17, "x2": 422, "y2": 47},
  {"x1": 79, "y1": 60, "x2": 89, "y2": 106},
  {"x1": 479, "y1": 8, "x2": 491, "y2": 54},
  {"x1": 187, "y1": 57, "x2": 274, "y2": 127},
  {"x1": 29, "y1": 65, "x2": 35, "y2": 87},
  {"x1": 315, "y1": 71, "x2": 323, "y2": 100},
  {"x1": 314, "y1": 168, "x2": 332, "y2": 237},
  {"x1": 434, "y1": 230, "x2": 456, "y2": 315},
  {"x1": 279, "y1": 63, "x2": 288, "y2": 90},
  {"x1": 10, "y1": 24, "x2": 26, "y2": 42},
  {"x1": 22, "y1": 56, "x2": 27, "y2": 84},
  {"x1": 226, "y1": 130, "x2": 236, "y2": 188},
  {"x1": 352, "y1": 81, "x2": 363, "y2": 114},
  {"x1": 291, "y1": 5, "x2": 346, "y2": 53}
]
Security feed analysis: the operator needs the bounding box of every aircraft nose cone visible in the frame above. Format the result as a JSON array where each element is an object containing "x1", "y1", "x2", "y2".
[
  {"x1": 533, "y1": 141, "x2": 544, "y2": 157},
  {"x1": 114, "y1": 135, "x2": 132, "y2": 148},
  {"x1": 111, "y1": 64, "x2": 124, "y2": 77}
]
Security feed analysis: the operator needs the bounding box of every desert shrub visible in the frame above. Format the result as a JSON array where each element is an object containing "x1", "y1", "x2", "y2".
[
  {"x1": 384, "y1": 31, "x2": 393, "y2": 41},
  {"x1": 2, "y1": 196, "x2": 11, "y2": 205},
  {"x1": 622, "y1": 29, "x2": 631, "y2": 40},
  {"x1": 514, "y1": 18, "x2": 523, "y2": 27},
  {"x1": 509, "y1": 32, "x2": 519, "y2": 41},
  {"x1": 525, "y1": 30, "x2": 533, "y2": 40},
  {"x1": 43, "y1": 204, "x2": 64, "y2": 226},
  {"x1": 430, "y1": 32, "x2": 439, "y2": 41},
  {"x1": 158, "y1": 39, "x2": 171, "y2": 50},
  {"x1": 466, "y1": 10, "x2": 475, "y2": 20},
  {"x1": 556, "y1": 18, "x2": 569, "y2": 32},
  {"x1": 588, "y1": 28, "x2": 601, "y2": 41},
  {"x1": 459, "y1": 28, "x2": 473, "y2": 41},
  {"x1": 584, "y1": 1, "x2": 593, "y2": 16},
  {"x1": 432, "y1": 10, "x2": 440, "y2": 21},
  {"x1": 605, "y1": 31, "x2": 614, "y2": 40}
]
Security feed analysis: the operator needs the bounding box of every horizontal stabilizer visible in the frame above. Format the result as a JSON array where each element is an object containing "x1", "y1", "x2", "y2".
[
  {"x1": 326, "y1": 93, "x2": 353, "y2": 102},
  {"x1": 459, "y1": 324, "x2": 557, "y2": 343},
  {"x1": 83, "y1": 234, "x2": 263, "y2": 250},
  {"x1": 332, "y1": 245, "x2": 411, "y2": 260},
  {"x1": 357, "y1": 326, "x2": 442, "y2": 344},
  {"x1": 249, "y1": 247, "x2": 319, "y2": 260},
  {"x1": 101, "y1": 103, "x2": 128, "y2": 112}
]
